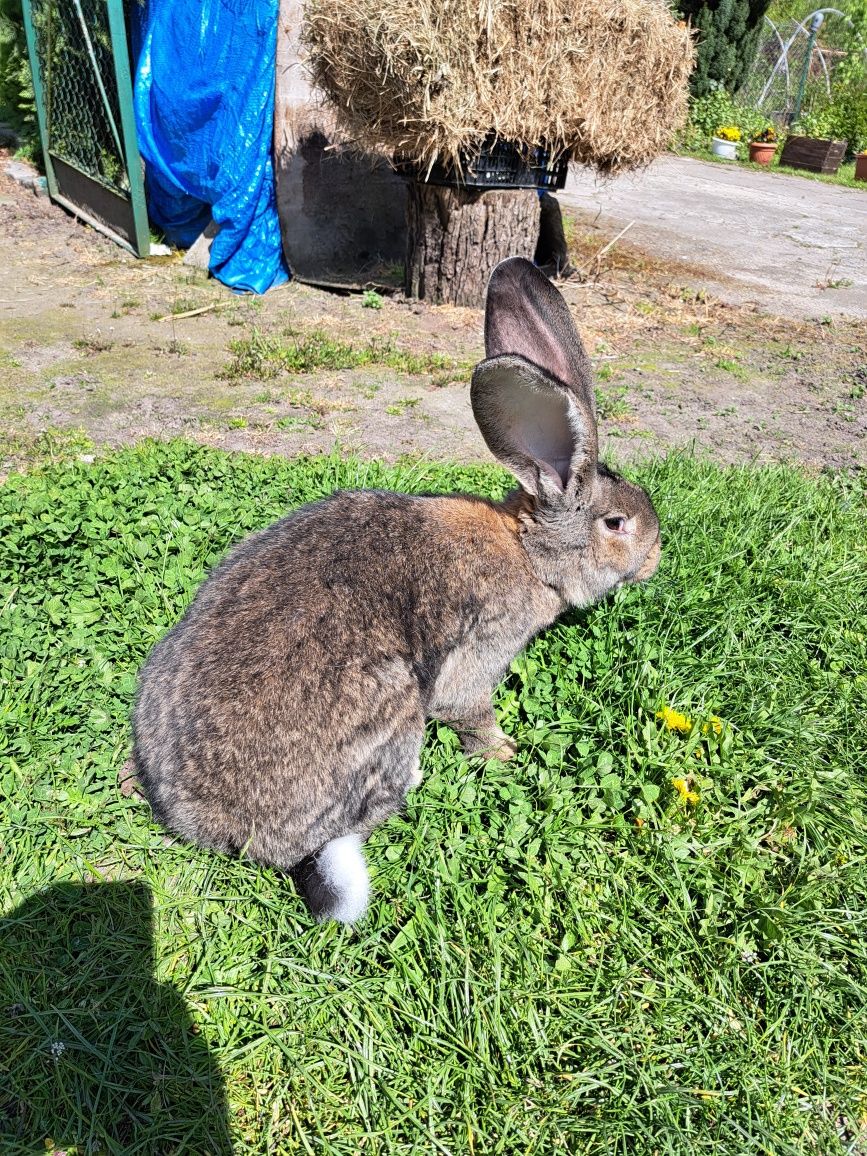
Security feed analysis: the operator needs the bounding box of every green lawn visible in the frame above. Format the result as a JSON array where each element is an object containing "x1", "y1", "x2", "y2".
[
  {"x1": 676, "y1": 145, "x2": 865, "y2": 190},
  {"x1": 1, "y1": 441, "x2": 865, "y2": 1154}
]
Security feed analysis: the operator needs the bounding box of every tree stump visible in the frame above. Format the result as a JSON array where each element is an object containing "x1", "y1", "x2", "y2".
[{"x1": 405, "y1": 184, "x2": 542, "y2": 307}]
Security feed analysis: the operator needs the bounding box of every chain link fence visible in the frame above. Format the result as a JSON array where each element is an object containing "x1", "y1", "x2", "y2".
[
  {"x1": 22, "y1": 0, "x2": 148, "y2": 254},
  {"x1": 27, "y1": 0, "x2": 129, "y2": 190},
  {"x1": 740, "y1": 7, "x2": 865, "y2": 124}
]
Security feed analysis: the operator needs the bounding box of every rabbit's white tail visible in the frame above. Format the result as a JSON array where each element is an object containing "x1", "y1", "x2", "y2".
[{"x1": 305, "y1": 833, "x2": 370, "y2": 924}]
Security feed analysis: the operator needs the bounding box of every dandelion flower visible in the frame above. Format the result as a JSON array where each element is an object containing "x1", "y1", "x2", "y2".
[
  {"x1": 672, "y1": 777, "x2": 700, "y2": 804},
  {"x1": 656, "y1": 706, "x2": 692, "y2": 734},
  {"x1": 702, "y1": 715, "x2": 723, "y2": 736}
]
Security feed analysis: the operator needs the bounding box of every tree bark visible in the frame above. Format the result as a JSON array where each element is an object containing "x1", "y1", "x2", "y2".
[{"x1": 405, "y1": 184, "x2": 542, "y2": 307}]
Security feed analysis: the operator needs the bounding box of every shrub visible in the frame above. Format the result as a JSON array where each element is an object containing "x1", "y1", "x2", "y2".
[
  {"x1": 794, "y1": 77, "x2": 867, "y2": 154},
  {"x1": 0, "y1": 0, "x2": 36, "y2": 145},
  {"x1": 685, "y1": 82, "x2": 738, "y2": 138},
  {"x1": 682, "y1": 83, "x2": 772, "y2": 151}
]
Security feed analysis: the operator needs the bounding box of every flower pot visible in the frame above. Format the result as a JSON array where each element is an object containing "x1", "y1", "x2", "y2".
[
  {"x1": 855, "y1": 153, "x2": 867, "y2": 182},
  {"x1": 749, "y1": 140, "x2": 776, "y2": 166},
  {"x1": 711, "y1": 137, "x2": 737, "y2": 161}
]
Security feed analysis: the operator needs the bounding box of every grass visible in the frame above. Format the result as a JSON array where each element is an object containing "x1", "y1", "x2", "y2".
[
  {"x1": 1, "y1": 440, "x2": 866, "y2": 1154},
  {"x1": 72, "y1": 334, "x2": 115, "y2": 355},
  {"x1": 677, "y1": 145, "x2": 865, "y2": 191},
  {"x1": 275, "y1": 414, "x2": 321, "y2": 432},
  {"x1": 385, "y1": 397, "x2": 421, "y2": 416},
  {"x1": 594, "y1": 385, "x2": 633, "y2": 422},
  {"x1": 223, "y1": 328, "x2": 467, "y2": 382},
  {"x1": 0, "y1": 427, "x2": 94, "y2": 475},
  {"x1": 773, "y1": 160, "x2": 862, "y2": 191},
  {"x1": 714, "y1": 357, "x2": 752, "y2": 383}
]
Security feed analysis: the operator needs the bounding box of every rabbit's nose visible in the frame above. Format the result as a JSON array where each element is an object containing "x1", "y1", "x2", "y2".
[{"x1": 633, "y1": 534, "x2": 661, "y2": 583}]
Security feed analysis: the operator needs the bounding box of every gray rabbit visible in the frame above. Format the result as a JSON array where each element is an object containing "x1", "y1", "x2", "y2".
[{"x1": 128, "y1": 258, "x2": 661, "y2": 922}]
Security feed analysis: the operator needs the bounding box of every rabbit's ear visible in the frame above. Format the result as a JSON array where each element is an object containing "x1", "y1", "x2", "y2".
[
  {"x1": 483, "y1": 257, "x2": 596, "y2": 414},
  {"x1": 471, "y1": 354, "x2": 596, "y2": 502}
]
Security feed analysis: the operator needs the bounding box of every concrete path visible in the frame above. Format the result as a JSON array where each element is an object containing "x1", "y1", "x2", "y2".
[{"x1": 561, "y1": 155, "x2": 866, "y2": 321}]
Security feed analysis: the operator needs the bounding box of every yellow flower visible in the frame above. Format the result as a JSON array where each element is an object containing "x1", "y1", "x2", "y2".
[
  {"x1": 672, "y1": 778, "x2": 700, "y2": 805},
  {"x1": 701, "y1": 715, "x2": 723, "y2": 736},
  {"x1": 656, "y1": 706, "x2": 692, "y2": 734}
]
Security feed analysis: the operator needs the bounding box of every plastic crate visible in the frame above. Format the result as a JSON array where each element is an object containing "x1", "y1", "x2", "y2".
[{"x1": 396, "y1": 137, "x2": 569, "y2": 191}]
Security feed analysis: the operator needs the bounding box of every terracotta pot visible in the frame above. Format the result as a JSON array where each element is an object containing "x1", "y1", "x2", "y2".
[
  {"x1": 749, "y1": 140, "x2": 776, "y2": 166},
  {"x1": 855, "y1": 153, "x2": 867, "y2": 182}
]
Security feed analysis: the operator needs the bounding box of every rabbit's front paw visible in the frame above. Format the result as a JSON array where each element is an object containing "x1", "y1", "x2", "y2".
[
  {"x1": 488, "y1": 728, "x2": 518, "y2": 762},
  {"x1": 461, "y1": 725, "x2": 517, "y2": 762}
]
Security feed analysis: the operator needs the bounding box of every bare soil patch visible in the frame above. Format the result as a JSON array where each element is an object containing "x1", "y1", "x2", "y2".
[{"x1": 1, "y1": 155, "x2": 864, "y2": 475}]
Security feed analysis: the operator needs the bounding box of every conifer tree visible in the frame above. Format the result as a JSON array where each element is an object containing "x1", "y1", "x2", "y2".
[{"x1": 678, "y1": 0, "x2": 773, "y2": 94}]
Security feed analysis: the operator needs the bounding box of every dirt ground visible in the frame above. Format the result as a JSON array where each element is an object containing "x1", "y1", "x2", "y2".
[{"x1": 1, "y1": 154, "x2": 865, "y2": 474}]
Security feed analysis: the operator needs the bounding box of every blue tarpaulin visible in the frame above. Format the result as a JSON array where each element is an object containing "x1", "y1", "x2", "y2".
[{"x1": 132, "y1": 0, "x2": 289, "y2": 293}]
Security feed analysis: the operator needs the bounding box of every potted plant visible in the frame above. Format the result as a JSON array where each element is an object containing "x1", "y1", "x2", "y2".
[
  {"x1": 749, "y1": 125, "x2": 777, "y2": 166},
  {"x1": 856, "y1": 151, "x2": 867, "y2": 182},
  {"x1": 711, "y1": 126, "x2": 740, "y2": 160}
]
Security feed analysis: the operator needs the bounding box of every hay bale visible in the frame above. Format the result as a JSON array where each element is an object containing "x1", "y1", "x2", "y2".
[{"x1": 301, "y1": 0, "x2": 694, "y2": 175}]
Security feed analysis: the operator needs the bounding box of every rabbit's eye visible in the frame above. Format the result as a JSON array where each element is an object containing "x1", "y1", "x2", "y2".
[{"x1": 604, "y1": 516, "x2": 627, "y2": 533}]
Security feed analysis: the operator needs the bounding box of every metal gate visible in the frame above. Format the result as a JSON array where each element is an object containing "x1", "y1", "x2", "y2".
[{"x1": 21, "y1": 0, "x2": 149, "y2": 256}]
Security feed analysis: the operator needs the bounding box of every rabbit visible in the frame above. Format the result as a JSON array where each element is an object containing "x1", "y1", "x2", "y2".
[{"x1": 127, "y1": 256, "x2": 661, "y2": 924}]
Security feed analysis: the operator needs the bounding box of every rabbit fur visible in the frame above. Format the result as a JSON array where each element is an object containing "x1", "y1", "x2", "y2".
[{"x1": 129, "y1": 258, "x2": 661, "y2": 923}]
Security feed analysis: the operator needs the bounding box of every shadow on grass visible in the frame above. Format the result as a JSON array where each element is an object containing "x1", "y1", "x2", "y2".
[{"x1": 0, "y1": 880, "x2": 232, "y2": 1154}]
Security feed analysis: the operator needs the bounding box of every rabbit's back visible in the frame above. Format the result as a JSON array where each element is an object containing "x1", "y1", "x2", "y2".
[{"x1": 132, "y1": 489, "x2": 548, "y2": 869}]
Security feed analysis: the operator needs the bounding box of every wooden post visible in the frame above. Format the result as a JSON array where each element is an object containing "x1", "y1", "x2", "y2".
[{"x1": 405, "y1": 184, "x2": 542, "y2": 307}]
